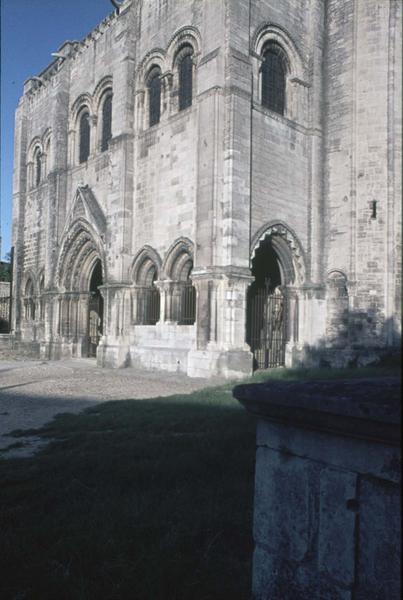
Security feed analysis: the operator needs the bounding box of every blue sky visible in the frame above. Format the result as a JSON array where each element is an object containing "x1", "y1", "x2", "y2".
[{"x1": 1, "y1": 0, "x2": 114, "y2": 260}]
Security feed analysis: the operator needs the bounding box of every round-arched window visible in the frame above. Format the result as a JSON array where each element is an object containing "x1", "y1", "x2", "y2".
[
  {"x1": 261, "y1": 43, "x2": 288, "y2": 115},
  {"x1": 79, "y1": 111, "x2": 91, "y2": 163}
]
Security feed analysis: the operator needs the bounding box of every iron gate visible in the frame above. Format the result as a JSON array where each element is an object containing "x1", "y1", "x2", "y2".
[
  {"x1": 247, "y1": 285, "x2": 286, "y2": 369},
  {"x1": 88, "y1": 293, "x2": 103, "y2": 357}
]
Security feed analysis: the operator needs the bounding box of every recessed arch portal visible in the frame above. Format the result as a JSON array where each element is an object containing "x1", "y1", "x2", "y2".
[
  {"x1": 56, "y1": 220, "x2": 105, "y2": 357},
  {"x1": 247, "y1": 223, "x2": 304, "y2": 370}
]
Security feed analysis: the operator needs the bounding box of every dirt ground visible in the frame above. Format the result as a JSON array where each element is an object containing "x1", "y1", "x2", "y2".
[{"x1": 0, "y1": 357, "x2": 225, "y2": 458}]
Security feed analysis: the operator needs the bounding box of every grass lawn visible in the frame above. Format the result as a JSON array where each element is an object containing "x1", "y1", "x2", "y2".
[{"x1": 0, "y1": 365, "x2": 399, "y2": 600}]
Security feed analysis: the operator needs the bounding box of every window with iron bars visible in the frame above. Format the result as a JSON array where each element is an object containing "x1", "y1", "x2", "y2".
[
  {"x1": 136, "y1": 286, "x2": 160, "y2": 325},
  {"x1": 261, "y1": 43, "x2": 287, "y2": 115},
  {"x1": 177, "y1": 282, "x2": 196, "y2": 325}
]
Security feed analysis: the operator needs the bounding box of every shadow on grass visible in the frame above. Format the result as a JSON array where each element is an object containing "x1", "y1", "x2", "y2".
[
  {"x1": 0, "y1": 364, "x2": 400, "y2": 600},
  {"x1": 0, "y1": 385, "x2": 257, "y2": 600}
]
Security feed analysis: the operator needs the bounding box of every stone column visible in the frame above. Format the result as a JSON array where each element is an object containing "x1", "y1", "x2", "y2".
[
  {"x1": 155, "y1": 280, "x2": 176, "y2": 323},
  {"x1": 234, "y1": 377, "x2": 401, "y2": 600},
  {"x1": 187, "y1": 268, "x2": 253, "y2": 378},
  {"x1": 97, "y1": 283, "x2": 131, "y2": 368},
  {"x1": 187, "y1": 1, "x2": 254, "y2": 379}
]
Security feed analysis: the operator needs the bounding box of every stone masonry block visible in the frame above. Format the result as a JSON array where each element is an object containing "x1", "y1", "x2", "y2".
[
  {"x1": 318, "y1": 467, "x2": 357, "y2": 589},
  {"x1": 254, "y1": 447, "x2": 318, "y2": 562}
]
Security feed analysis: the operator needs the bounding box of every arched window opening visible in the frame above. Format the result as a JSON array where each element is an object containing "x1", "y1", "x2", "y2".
[
  {"x1": 101, "y1": 93, "x2": 112, "y2": 152},
  {"x1": 178, "y1": 47, "x2": 193, "y2": 111},
  {"x1": 79, "y1": 111, "x2": 91, "y2": 163},
  {"x1": 44, "y1": 137, "x2": 51, "y2": 176},
  {"x1": 179, "y1": 278, "x2": 196, "y2": 325},
  {"x1": 34, "y1": 148, "x2": 42, "y2": 186},
  {"x1": 147, "y1": 67, "x2": 162, "y2": 127},
  {"x1": 25, "y1": 279, "x2": 35, "y2": 321},
  {"x1": 247, "y1": 237, "x2": 288, "y2": 369},
  {"x1": 136, "y1": 262, "x2": 160, "y2": 325},
  {"x1": 168, "y1": 252, "x2": 196, "y2": 325},
  {"x1": 261, "y1": 43, "x2": 288, "y2": 115}
]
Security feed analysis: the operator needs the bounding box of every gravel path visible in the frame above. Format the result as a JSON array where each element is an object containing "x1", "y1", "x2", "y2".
[{"x1": 0, "y1": 357, "x2": 225, "y2": 458}]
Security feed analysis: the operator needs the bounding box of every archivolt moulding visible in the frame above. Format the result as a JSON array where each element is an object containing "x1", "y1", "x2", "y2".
[
  {"x1": 131, "y1": 245, "x2": 162, "y2": 283},
  {"x1": 252, "y1": 22, "x2": 304, "y2": 76},
  {"x1": 93, "y1": 75, "x2": 113, "y2": 111},
  {"x1": 166, "y1": 25, "x2": 202, "y2": 69},
  {"x1": 56, "y1": 217, "x2": 106, "y2": 291},
  {"x1": 162, "y1": 237, "x2": 194, "y2": 280},
  {"x1": 251, "y1": 221, "x2": 306, "y2": 286}
]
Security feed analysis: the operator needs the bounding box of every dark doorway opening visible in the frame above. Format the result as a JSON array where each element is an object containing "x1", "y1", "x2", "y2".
[
  {"x1": 88, "y1": 260, "x2": 103, "y2": 357},
  {"x1": 247, "y1": 238, "x2": 286, "y2": 370}
]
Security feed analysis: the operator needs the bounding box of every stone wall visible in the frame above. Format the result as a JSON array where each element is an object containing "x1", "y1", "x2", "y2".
[
  {"x1": 324, "y1": 0, "x2": 402, "y2": 349},
  {"x1": 0, "y1": 282, "x2": 10, "y2": 298},
  {"x1": 10, "y1": 0, "x2": 401, "y2": 376},
  {"x1": 234, "y1": 377, "x2": 401, "y2": 600}
]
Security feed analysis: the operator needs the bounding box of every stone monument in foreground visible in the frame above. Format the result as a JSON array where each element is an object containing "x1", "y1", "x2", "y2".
[{"x1": 234, "y1": 377, "x2": 401, "y2": 599}]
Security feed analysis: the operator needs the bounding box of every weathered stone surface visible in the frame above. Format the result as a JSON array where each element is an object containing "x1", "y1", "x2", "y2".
[
  {"x1": 318, "y1": 468, "x2": 357, "y2": 588},
  {"x1": 357, "y1": 477, "x2": 401, "y2": 600},
  {"x1": 235, "y1": 377, "x2": 401, "y2": 443},
  {"x1": 233, "y1": 377, "x2": 401, "y2": 599},
  {"x1": 10, "y1": 0, "x2": 401, "y2": 377},
  {"x1": 254, "y1": 448, "x2": 318, "y2": 561}
]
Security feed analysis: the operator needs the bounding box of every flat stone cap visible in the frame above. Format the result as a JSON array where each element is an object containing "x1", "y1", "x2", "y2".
[{"x1": 233, "y1": 377, "x2": 401, "y2": 445}]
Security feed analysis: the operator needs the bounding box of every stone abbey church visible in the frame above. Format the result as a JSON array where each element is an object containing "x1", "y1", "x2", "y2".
[{"x1": 11, "y1": 0, "x2": 401, "y2": 378}]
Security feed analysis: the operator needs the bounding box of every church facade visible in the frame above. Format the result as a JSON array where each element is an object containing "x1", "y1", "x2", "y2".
[{"x1": 11, "y1": 0, "x2": 401, "y2": 378}]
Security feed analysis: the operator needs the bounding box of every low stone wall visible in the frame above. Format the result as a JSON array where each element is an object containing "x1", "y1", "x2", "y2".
[
  {"x1": 233, "y1": 377, "x2": 401, "y2": 600},
  {"x1": 0, "y1": 281, "x2": 10, "y2": 297},
  {"x1": 0, "y1": 334, "x2": 12, "y2": 351}
]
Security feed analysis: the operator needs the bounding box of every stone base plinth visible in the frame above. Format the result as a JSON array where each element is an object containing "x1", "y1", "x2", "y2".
[
  {"x1": 97, "y1": 338, "x2": 130, "y2": 368},
  {"x1": 187, "y1": 348, "x2": 253, "y2": 379},
  {"x1": 234, "y1": 378, "x2": 401, "y2": 600},
  {"x1": 40, "y1": 339, "x2": 88, "y2": 360}
]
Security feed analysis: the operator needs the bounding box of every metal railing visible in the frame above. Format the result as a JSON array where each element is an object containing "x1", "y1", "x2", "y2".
[
  {"x1": 247, "y1": 287, "x2": 286, "y2": 369},
  {"x1": 137, "y1": 286, "x2": 160, "y2": 325},
  {"x1": 178, "y1": 283, "x2": 196, "y2": 325}
]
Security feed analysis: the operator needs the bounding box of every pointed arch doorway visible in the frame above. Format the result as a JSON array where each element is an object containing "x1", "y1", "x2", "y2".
[
  {"x1": 247, "y1": 225, "x2": 303, "y2": 370},
  {"x1": 88, "y1": 259, "x2": 104, "y2": 357},
  {"x1": 247, "y1": 239, "x2": 286, "y2": 369},
  {"x1": 55, "y1": 219, "x2": 106, "y2": 359}
]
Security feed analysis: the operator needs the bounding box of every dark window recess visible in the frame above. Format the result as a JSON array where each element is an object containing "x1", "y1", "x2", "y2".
[
  {"x1": 179, "y1": 52, "x2": 193, "y2": 111},
  {"x1": 137, "y1": 286, "x2": 160, "y2": 325},
  {"x1": 178, "y1": 283, "x2": 196, "y2": 325},
  {"x1": 79, "y1": 112, "x2": 91, "y2": 163},
  {"x1": 261, "y1": 44, "x2": 287, "y2": 115},
  {"x1": 101, "y1": 95, "x2": 112, "y2": 152},
  {"x1": 371, "y1": 200, "x2": 377, "y2": 219},
  {"x1": 25, "y1": 281, "x2": 35, "y2": 321},
  {"x1": 35, "y1": 151, "x2": 41, "y2": 186},
  {"x1": 148, "y1": 71, "x2": 161, "y2": 127}
]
